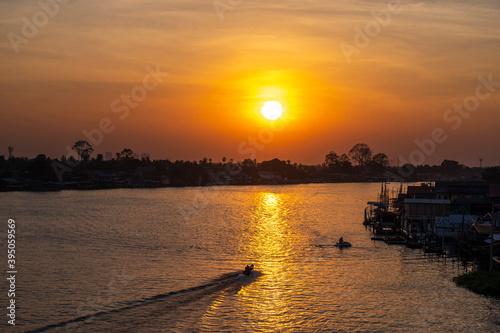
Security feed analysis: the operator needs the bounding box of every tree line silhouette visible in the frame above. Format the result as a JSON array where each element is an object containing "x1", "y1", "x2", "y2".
[{"x1": 0, "y1": 141, "x2": 499, "y2": 190}]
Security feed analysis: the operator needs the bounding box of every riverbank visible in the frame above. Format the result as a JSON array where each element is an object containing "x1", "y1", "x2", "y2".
[{"x1": 453, "y1": 270, "x2": 500, "y2": 297}]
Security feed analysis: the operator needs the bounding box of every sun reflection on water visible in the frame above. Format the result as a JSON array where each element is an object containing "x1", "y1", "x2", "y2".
[{"x1": 238, "y1": 191, "x2": 304, "y2": 331}]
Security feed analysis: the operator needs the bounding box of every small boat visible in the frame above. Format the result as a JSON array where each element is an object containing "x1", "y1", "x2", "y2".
[
  {"x1": 243, "y1": 264, "x2": 254, "y2": 275},
  {"x1": 334, "y1": 242, "x2": 352, "y2": 247}
]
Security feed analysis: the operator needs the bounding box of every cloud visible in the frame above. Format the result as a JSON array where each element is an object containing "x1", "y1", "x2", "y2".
[{"x1": 0, "y1": 0, "x2": 499, "y2": 163}]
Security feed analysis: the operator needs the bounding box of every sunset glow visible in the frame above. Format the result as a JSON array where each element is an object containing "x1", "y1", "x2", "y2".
[
  {"x1": 0, "y1": 0, "x2": 499, "y2": 166},
  {"x1": 261, "y1": 101, "x2": 284, "y2": 120}
]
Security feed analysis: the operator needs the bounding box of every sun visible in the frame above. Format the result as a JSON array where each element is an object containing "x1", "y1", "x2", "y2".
[{"x1": 261, "y1": 101, "x2": 283, "y2": 120}]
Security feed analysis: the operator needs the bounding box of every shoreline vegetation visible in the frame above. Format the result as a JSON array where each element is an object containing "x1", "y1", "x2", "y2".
[
  {"x1": 2, "y1": 142, "x2": 500, "y2": 191},
  {"x1": 453, "y1": 270, "x2": 500, "y2": 297}
]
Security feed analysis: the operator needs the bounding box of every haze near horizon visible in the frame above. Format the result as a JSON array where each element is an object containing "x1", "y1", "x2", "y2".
[{"x1": 1, "y1": 0, "x2": 499, "y2": 167}]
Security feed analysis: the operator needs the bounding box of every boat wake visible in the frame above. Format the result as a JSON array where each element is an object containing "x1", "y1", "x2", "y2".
[{"x1": 23, "y1": 271, "x2": 261, "y2": 333}]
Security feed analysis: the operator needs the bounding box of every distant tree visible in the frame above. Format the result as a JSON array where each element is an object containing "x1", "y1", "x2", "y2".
[
  {"x1": 325, "y1": 152, "x2": 353, "y2": 172},
  {"x1": 325, "y1": 151, "x2": 340, "y2": 169},
  {"x1": 72, "y1": 140, "x2": 93, "y2": 161},
  {"x1": 89, "y1": 153, "x2": 104, "y2": 171},
  {"x1": 117, "y1": 148, "x2": 134, "y2": 160},
  {"x1": 242, "y1": 158, "x2": 255, "y2": 166},
  {"x1": 372, "y1": 153, "x2": 390, "y2": 168},
  {"x1": 441, "y1": 159, "x2": 460, "y2": 168},
  {"x1": 222, "y1": 157, "x2": 227, "y2": 164},
  {"x1": 338, "y1": 154, "x2": 352, "y2": 171},
  {"x1": 440, "y1": 159, "x2": 462, "y2": 175},
  {"x1": 260, "y1": 158, "x2": 286, "y2": 172},
  {"x1": 399, "y1": 163, "x2": 417, "y2": 179},
  {"x1": 349, "y1": 143, "x2": 372, "y2": 167},
  {"x1": 27, "y1": 154, "x2": 52, "y2": 180},
  {"x1": 260, "y1": 158, "x2": 299, "y2": 179}
]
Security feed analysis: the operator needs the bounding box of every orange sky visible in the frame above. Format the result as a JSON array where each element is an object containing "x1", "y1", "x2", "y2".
[{"x1": 1, "y1": 0, "x2": 500, "y2": 166}]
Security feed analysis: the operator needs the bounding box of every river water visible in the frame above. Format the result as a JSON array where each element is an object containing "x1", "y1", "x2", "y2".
[{"x1": 0, "y1": 183, "x2": 499, "y2": 332}]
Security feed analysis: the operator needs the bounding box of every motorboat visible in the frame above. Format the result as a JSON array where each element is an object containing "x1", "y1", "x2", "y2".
[{"x1": 243, "y1": 264, "x2": 254, "y2": 275}]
